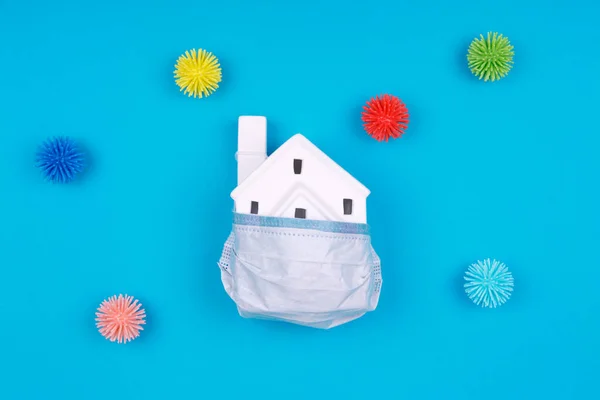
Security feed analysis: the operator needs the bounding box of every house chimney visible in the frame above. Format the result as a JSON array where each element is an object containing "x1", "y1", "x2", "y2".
[{"x1": 236, "y1": 116, "x2": 267, "y2": 184}]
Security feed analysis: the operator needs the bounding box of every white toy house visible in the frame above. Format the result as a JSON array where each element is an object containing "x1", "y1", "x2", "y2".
[{"x1": 232, "y1": 116, "x2": 370, "y2": 224}]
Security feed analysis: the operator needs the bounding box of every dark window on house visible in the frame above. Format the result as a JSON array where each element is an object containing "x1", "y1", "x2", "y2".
[
  {"x1": 343, "y1": 199, "x2": 353, "y2": 215},
  {"x1": 295, "y1": 208, "x2": 306, "y2": 219},
  {"x1": 250, "y1": 201, "x2": 259, "y2": 214},
  {"x1": 293, "y1": 159, "x2": 303, "y2": 174}
]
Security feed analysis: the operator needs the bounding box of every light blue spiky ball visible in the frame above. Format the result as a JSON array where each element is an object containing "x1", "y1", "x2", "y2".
[{"x1": 464, "y1": 259, "x2": 514, "y2": 308}]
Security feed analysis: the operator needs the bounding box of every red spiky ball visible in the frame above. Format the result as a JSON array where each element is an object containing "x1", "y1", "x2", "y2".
[{"x1": 361, "y1": 94, "x2": 409, "y2": 141}]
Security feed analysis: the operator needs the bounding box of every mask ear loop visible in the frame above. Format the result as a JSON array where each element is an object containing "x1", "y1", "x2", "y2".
[{"x1": 217, "y1": 232, "x2": 235, "y2": 275}]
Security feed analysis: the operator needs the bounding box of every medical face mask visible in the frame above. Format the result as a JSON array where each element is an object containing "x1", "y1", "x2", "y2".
[{"x1": 218, "y1": 213, "x2": 382, "y2": 329}]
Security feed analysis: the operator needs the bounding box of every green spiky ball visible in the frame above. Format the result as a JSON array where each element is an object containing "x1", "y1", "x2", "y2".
[{"x1": 467, "y1": 32, "x2": 514, "y2": 82}]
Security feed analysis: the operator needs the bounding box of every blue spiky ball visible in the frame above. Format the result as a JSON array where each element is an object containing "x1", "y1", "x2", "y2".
[
  {"x1": 464, "y1": 259, "x2": 514, "y2": 308},
  {"x1": 36, "y1": 136, "x2": 85, "y2": 183}
]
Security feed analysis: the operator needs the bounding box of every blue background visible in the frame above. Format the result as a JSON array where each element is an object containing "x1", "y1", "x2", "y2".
[{"x1": 1, "y1": 0, "x2": 599, "y2": 398}]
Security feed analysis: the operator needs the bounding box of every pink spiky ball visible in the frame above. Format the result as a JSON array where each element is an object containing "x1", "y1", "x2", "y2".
[{"x1": 95, "y1": 294, "x2": 146, "y2": 344}]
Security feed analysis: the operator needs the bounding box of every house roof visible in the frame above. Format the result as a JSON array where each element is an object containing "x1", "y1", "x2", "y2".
[{"x1": 231, "y1": 134, "x2": 370, "y2": 199}]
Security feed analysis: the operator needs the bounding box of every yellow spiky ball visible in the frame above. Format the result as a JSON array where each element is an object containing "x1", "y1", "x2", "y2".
[{"x1": 174, "y1": 49, "x2": 222, "y2": 98}]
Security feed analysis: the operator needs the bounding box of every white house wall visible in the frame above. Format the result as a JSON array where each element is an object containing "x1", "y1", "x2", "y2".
[{"x1": 234, "y1": 142, "x2": 367, "y2": 223}]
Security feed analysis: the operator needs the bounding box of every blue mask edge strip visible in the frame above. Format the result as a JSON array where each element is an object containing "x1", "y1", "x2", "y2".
[{"x1": 233, "y1": 213, "x2": 370, "y2": 235}]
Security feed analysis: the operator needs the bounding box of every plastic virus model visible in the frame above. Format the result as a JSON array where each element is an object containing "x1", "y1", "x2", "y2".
[
  {"x1": 464, "y1": 259, "x2": 514, "y2": 308},
  {"x1": 467, "y1": 32, "x2": 514, "y2": 82},
  {"x1": 174, "y1": 48, "x2": 222, "y2": 98},
  {"x1": 95, "y1": 295, "x2": 146, "y2": 344},
  {"x1": 35, "y1": 136, "x2": 85, "y2": 183},
  {"x1": 361, "y1": 94, "x2": 409, "y2": 142}
]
